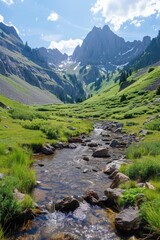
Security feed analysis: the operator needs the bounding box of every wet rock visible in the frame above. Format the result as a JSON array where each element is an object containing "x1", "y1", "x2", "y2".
[
  {"x1": 83, "y1": 156, "x2": 90, "y2": 161},
  {"x1": 38, "y1": 163, "x2": 44, "y2": 167},
  {"x1": 45, "y1": 202, "x2": 55, "y2": 212},
  {"x1": 116, "y1": 123, "x2": 124, "y2": 128},
  {"x1": 104, "y1": 188, "x2": 123, "y2": 201},
  {"x1": 102, "y1": 138, "x2": 110, "y2": 142},
  {"x1": 55, "y1": 196, "x2": 80, "y2": 212},
  {"x1": 36, "y1": 180, "x2": 41, "y2": 185},
  {"x1": 45, "y1": 143, "x2": 55, "y2": 151},
  {"x1": 50, "y1": 232, "x2": 80, "y2": 240},
  {"x1": 101, "y1": 131, "x2": 111, "y2": 137},
  {"x1": 53, "y1": 142, "x2": 64, "y2": 149},
  {"x1": 83, "y1": 169, "x2": 89, "y2": 173},
  {"x1": 92, "y1": 148, "x2": 110, "y2": 158},
  {"x1": 88, "y1": 142, "x2": 98, "y2": 147},
  {"x1": 104, "y1": 188, "x2": 124, "y2": 210},
  {"x1": 103, "y1": 161, "x2": 121, "y2": 175},
  {"x1": 68, "y1": 143, "x2": 77, "y2": 149},
  {"x1": 41, "y1": 145, "x2": 54, "y2": 155},
  {"x1": 110, "y1": 139, "x2": 120, "y2": 148},
  {"x1": 115, "y1": 207, "x2": 141, "y2": 232},
  {"x1": 81, "y1": 142, "x2": 87, "y2": 146},
  {"x1": 110, "y1": 172, "x2": 129, "y2": 189},
  {"x1": 114, "y1": 128, "x2": 122, "y2": 134},
  {"x1": 92, "y1": 168, "x2": 98, "y2": 172},
  {"x1": 84, "y1": 138, "x2": 92, "y2": 143},
  {"x1": 108, "y1": 170, "x2": 119, "y2": 179},
  {"x1": 83, "y1": 190, "x2": 99, "y2": 205},
  {"x1": 68, "y1": 137, "x2": 82, "y2": 143}
]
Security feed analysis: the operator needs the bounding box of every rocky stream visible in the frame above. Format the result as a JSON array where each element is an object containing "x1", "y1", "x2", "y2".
[{"x1": 14, "y1": 122, "x2": 139, "y2": 240}]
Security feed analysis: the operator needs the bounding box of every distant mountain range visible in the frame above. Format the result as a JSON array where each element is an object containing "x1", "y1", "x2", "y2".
[{"x1": 0, "y1": 22, "x2": 160, "y2": 104}]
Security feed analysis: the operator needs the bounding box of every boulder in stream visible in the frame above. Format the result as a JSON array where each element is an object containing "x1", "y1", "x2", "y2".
[
  {"x1": 41, "y1": 145, "x2": 55, "y2": 155},
  {"x1": 110, "y1": 172, "x2": 129, "y2": 188},
  {"x1": 55, "y1": 196, "x2": 80, "y2": 212},
  {"x1": 92, "y1": 148, "x2": 110, "y2": 158},
  {"x1": 83, "y1": 156, "x2": 90, "y2": 161},
  {"x1": 83, "y1": 190, "x2": 99, "y2": 205},
  {"x1": 103, "y1": 161, "x2": 121, "y2": 175},
  {"x1": 68, "y1": 137, "x2": 83, "y2": 143},
  {"x1": 115, "y1": 207, "x2": 141, "y2": 232},
  {"x1": 88, "y1": 142, "x2": 98, "y2": 147},
  {"x1": 110, "y1": 139, "x2": 120, "y2": 148}
]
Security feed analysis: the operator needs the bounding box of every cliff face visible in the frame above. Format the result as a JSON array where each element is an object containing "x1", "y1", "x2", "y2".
[
  {"x1": 129, "y1": 31, "x2": 160, "y2": 69},
  {"x1": 72, "y1": 25, "x2": 151, "y2": 70}
]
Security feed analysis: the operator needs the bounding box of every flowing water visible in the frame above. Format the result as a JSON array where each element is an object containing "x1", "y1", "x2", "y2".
[{"x1": 15, "y1": 123, "x2": 131, "y2": 240}]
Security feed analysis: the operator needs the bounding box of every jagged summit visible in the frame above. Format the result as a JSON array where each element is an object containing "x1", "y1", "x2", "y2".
[
  {"x1": 0, "y1": 22, "x2": 21, "y2": 41},
  {"x1": 72, "y1": 24, "x2": 151, "y2": 69}
]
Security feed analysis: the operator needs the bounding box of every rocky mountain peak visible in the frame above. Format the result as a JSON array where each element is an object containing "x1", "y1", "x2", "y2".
[
  {"x1": 72, "y1": 25, "x2": 151, "y2": 69},
  {"x1": 0, "y1": 22, "x2": 22, "y2": 42}
]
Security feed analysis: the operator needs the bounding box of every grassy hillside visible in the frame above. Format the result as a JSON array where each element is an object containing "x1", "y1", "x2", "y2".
[{"x1": 0, "y1": 63, "x2": 160, "y2": 238}]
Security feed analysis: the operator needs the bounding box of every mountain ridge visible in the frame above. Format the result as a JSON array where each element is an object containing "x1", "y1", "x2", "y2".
[{"x1": 72, "y1": 25, "x2": 151, "y2": 70}]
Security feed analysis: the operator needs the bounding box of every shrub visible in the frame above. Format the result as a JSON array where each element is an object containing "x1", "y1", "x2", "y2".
[
  {"x1": 8, "y1": 148, "x2": 36, "y2": 193},
  {"x1": 41, "y1": 125, "x2": 60, "y2": 139},
  {"x1": 122, "y1": 156, "x2": 160, "y2": 181},
  {"x1": 9, "y1": 108, "x2": 35, "y2": 121},
  {"x1": 146, "y1": 119, "x2": 160, "y2": 131},
  {"x1": 118, "y1": 188, "x2": 145, "y2": 208},
  {"x1": 120, "y1": 180, "x2": 138, "y2": 189},
  {"x1": 123, "y1": 113, "x2": 135, "y2": 119},
  {"x1": 21, "y1": 194, "x2": 34, "y2": 210},
  {"x1": 10, "y1": 164, "x2": 36, "y2": 192},
  {"x1": 0, "y1": 177, "x2": 21, "y2": 226},
  {"x1": 140, "y1": 199, "x2": 160, "y2": 235},
  {"x1": 126, "y1": 141, "x2": 160, "y2": 159}
]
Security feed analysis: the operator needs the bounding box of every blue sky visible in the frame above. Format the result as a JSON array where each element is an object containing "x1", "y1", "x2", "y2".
[{"x1": 0, "y1": 0, "x2": 160, "y2": 55}]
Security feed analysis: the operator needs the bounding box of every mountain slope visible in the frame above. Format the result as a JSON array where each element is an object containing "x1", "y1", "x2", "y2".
[
  {"x1": 0, "y1": 23, "x2": 86, "y2": 104},
  {"x1": 129, "y1": 31, "x2": 160, "y2": 70},
  {"x1": 72, "y1": 25, "x2": 151, "y2": 70}
]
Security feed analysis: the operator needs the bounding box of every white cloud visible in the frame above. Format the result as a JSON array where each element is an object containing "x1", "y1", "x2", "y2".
[
  {"x1": 48, "y1": 38, "x2": 83, "y2": 55},
  {"x1": 0, "y1": 15, "x2": 4, "y2": 23},
  {"x1": 1, "y1": 0, "x2": 14, "y2": 5},
  {"x1": 41, "y1": 33, "x2": 62, "y2": 42},
  {"x1": 47, "y1": 11, "x2": 59, "y2": 22},
  {"x1": 131, "y1": 19, "x2": 144, "y2": 27},
  {"x1": 91, "y1": 0, "x2": 160, "y2": 30}
]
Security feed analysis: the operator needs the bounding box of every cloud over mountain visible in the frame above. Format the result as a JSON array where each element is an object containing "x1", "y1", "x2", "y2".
[
  {"x1": 91, "y1": 0, "x2": 160, "y2": 30},
  {"x1": 49, "y1": 38, "x2": 82, "y2": 55}
]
